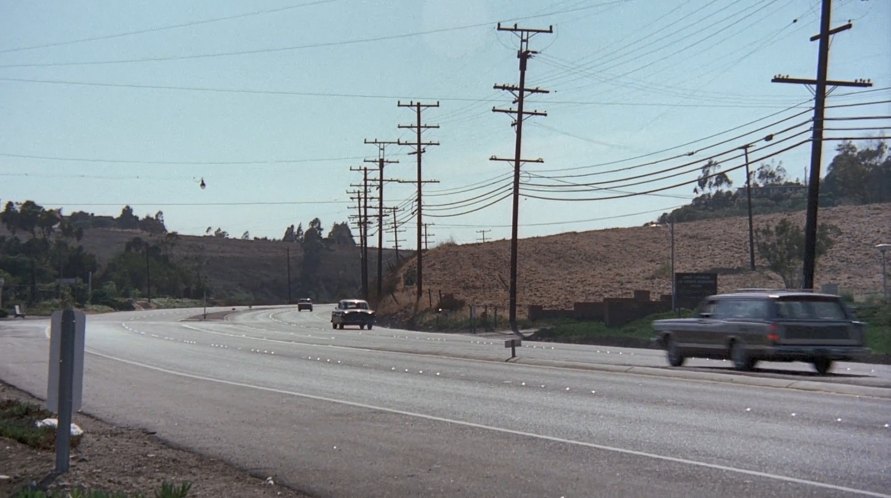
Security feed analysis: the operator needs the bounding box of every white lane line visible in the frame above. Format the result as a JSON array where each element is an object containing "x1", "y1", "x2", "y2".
[{"x1": 86, "y1": 349, "x2": 888, "y2": 498}]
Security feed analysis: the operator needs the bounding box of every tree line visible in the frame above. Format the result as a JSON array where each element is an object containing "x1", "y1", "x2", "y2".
[
  {"x1": 657, "y1": 140, "x2": 889, "y2": 289},
  {"x1": 0, "y1": 200, "x2": 357, "y2": 312}
]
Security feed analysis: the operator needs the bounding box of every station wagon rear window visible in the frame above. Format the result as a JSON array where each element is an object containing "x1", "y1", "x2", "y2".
[{"x1": 774, "y1": 297, "x2": 847, "y2": 320}]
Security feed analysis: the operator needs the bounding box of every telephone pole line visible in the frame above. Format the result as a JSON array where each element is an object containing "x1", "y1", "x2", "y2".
[
  {"x1": 423, "y1": 223, "x2": 435, "y2": 251},
  {"x1": 364, "y1": 140, "x2": 399, "y2": 298},
  {"x1": 390, "y1": 206, "x2": 406, "y2": 261},
  {"x1": 491, "y1": 22, "x2": 551, "y2": 335},
  {"x1": 772, "y1": 0, "x2": 871, "y2": 290},
  {"x1": 398, "y1": 101, "x2": 439, "y2": 301},
  {"x1": 349, "y1": 166, "x2": 372, "y2": 299},
  {"x1": 476, "y1": 229, "x2": 492, "y2": 243}
]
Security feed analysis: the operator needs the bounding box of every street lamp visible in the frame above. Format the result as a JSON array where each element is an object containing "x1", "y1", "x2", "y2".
[
  {"x1": 878, "y1": 243, "x2": 890, "y2": 303},
  {"x1": 740, "y1": 134, "x2": 773, "y2": 272}
]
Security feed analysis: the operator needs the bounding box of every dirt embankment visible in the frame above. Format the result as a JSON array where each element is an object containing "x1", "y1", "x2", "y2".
[{"x1": 379, "y1": 203, "x2": 891, "y2": 317}]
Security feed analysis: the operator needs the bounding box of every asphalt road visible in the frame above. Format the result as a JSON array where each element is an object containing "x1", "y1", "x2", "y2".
[{"x1": 1, "y1": 306, "x2": 889, "y2": 497}]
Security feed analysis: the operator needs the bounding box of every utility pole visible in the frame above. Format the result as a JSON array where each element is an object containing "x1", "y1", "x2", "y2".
[
  {"x1": 398, "y1": 101, "x2": 439, "y2": 302},
  {"x1": 772, "y1": 0, "x2": 871, "y2": 289},
  {"x1": 490, "y1": 22, "x2": 551, "y2": 335},
  {"x1": 349, "y1": 166, "x2": 372, "y2": 300},
  {"x1": 390, "y1": 207, "x2": 405, "y2": 261},
  {"x1": 476, "y1": 229, "x2": 492, "y2": 243},
  {"x1": 423, "y1": 223, "x2": 435, "y2": 251},
  {"x1": 740, "y1": 144, "x2": 756, "y2": 271},
  {"x1": 365, "y1": 140, "x2": 399, "y2": 298}
]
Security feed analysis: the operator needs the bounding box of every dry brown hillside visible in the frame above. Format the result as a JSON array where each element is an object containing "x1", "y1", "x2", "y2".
[{"x1": 380, "y1": 203, "x2": 890, "y2": 317}]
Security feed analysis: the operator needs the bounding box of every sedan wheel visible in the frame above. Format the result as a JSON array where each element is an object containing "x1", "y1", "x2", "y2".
[{"x1": 731, "y1": 341, "x2": 756, "y2": 371}]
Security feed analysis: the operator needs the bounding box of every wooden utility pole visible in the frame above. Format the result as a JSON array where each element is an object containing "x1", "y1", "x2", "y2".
[
  {"x1": 390, "y1": 206, "x2": 405, "y2": 261},
  {"x1": 772, "y1": 0, "x2": 871, "y2": 289},
  {"x1": 476, "y1": 229, "x2": 492, "y2": 243},
  {"x1": 398, "y1": 101, "x2": 439, "y2": 301},
  {"x1": 423, "y1": 223, "x2": 435, "y2": 251},
  {"x1": 364, "y1": 140, "x2": 399, "y2": 298},
  {"x1": 349, "y1": 166, "x2": 372, "y2": 300},
  {"x1": 491, "y1": 22, "x2": 551, "y2": 335}
]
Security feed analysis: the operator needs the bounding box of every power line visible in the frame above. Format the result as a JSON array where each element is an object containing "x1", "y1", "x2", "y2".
[
  {"x1": 0, "y1": 150, "x2": 371, "y2": 165},
  {"x1": 0, "y1": 0, "x2": 336, "y2": 54},
  {"x1": 0, "y1": 1, "x2": 625, "y2": 69}
]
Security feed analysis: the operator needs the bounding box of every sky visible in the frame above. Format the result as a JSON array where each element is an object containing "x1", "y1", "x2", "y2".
[{"x1": 1, "y1": 0, "x2": 889, "y2": 247}]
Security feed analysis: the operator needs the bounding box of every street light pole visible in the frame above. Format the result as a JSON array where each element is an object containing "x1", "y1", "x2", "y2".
[{"x1": 878, "y1": 244, "x2": 890, "y2": 303}]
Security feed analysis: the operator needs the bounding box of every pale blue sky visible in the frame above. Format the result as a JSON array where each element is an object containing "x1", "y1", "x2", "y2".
[{"x1": 1, "y1": 0, "x2": 889, "y2": 246}]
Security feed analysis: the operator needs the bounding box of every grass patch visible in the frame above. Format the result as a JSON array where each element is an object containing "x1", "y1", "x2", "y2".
[
  {"x1": 853, "y1": 303, "x2": 891, "y2": 355},
  {"x1": 529, "y1": 311, "x2": 691, "y2": 346},
  {"x1": 0, "y1": 399, "x2": 55, "y2": 450},
  {"x1": 13, "y1": 481, "x2": 192, "y2": 498}
]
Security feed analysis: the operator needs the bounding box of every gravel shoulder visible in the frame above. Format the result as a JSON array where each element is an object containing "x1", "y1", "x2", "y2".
[{"x1": 0, "y1": 381, "x2": 310, "y2": 498}]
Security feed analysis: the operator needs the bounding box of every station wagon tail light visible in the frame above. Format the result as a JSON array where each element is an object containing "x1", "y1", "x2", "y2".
[{"x1": 767, "y1": 323, "x2": 783, "y2": 343}]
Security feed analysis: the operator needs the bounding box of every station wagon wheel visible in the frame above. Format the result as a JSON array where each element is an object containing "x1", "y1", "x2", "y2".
[
  {"x1": 331, "y1": 323, "x2": 336, "y2": 329},
  {"x1": 359, "y1": 324, "x2": 365, "y2": 330},
  {"x1": 813, "y1": 358, "x2": 833, "y2": 375},
  {"x1": 367, "y1": 324, "x2": 373, "y2": 330},
  {"x1": 666, "y1": 336, "x2": 685, "y2": 367},
  {"x1": 731, "y1": 340, "x2": 755, "y2": 371}
]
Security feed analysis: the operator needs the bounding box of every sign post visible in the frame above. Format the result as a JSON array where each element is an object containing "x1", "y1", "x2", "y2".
[{"x1": 48, "y1": 309, "x2": 86, "y2": 474}]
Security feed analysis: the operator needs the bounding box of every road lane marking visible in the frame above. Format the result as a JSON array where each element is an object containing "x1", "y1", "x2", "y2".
[{"x1": 86, "y1": 349, "x2": 889, "y2": 497}]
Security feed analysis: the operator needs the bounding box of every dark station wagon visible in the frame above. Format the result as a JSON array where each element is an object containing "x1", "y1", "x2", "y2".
[{"x1": 652, "y1": 290, "x2": 869, "y2": 375}]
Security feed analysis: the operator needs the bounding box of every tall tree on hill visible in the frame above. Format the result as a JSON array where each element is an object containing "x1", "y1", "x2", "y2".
[
  {"x1": 282, "y1": 224, "x2": 297, "y2": 242},
  {"x1": 755, "y1": 160, "x2": 788, "y2": 186},
  {"x1": 301, "y1": 218, "x2": 325, "y2": 288},
  {"x1": 693, "y1": 159, "x2": 733, "y2": 195},
  {"x1": 756, "y1": 219, "x2": 838, "y2": 289},
  {"x1": 327, "y1": 222, "x2": 355, "y2": 246},
  {"x1": 822, "y1": 141, "x2": 891, "y2": 205},
  {"x1": 116, "y1": 205, "x2": 140, "y2": 230}
]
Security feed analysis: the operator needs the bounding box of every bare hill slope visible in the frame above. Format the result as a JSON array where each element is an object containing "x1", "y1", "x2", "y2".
[{"x1": 381, "y1": 203, "x2": 890, "y2": 317}]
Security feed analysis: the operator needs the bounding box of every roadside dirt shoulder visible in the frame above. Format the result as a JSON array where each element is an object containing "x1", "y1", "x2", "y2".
[{"x1": 0, "y1": 382, "x2": 309, "y2": 497}]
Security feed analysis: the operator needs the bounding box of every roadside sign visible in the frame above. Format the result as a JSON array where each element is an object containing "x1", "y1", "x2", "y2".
[
  {"x1": 47, "y1": 309, "x2": 86, "y2": 413},
  {"x1": 47, "y1": 308, "x2": 86, "y2": 474},
  {"x1": 675, "y1": 272, "x2": 718, "y2": 310}
]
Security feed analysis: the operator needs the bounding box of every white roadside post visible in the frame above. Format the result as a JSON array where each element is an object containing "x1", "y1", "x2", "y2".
[{"x1": 48, "y1": 308, "x2": 86, "y2": 474}]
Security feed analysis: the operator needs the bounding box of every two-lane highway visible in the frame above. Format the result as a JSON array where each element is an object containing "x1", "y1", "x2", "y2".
[{"x1": 1, "y1": 306, "x2": 889, "y2": 497}]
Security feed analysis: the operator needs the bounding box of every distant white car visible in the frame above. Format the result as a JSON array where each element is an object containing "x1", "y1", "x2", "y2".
[{"x1": 331, "y1": 299, "x2": 375, "y2": 329}]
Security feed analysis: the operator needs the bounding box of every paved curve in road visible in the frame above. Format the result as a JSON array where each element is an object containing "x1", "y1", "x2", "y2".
[{"x1": 1, "y1": 306, "x2": 889, "y2": 497}]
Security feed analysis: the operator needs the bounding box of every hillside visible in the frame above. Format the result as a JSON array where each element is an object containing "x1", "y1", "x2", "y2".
[
  {"x1": 0, "y1": 224, "x2": 399, "y2": 305},
  {"x1": 379, "y1": 203, "x2": 890, "y2": 318},
  {"x1": 2, "y1": 203, "x2": 887, "y2": 316},
  {"x1": 74, "y1": 230, "x2": 401, "y2": 305}
]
